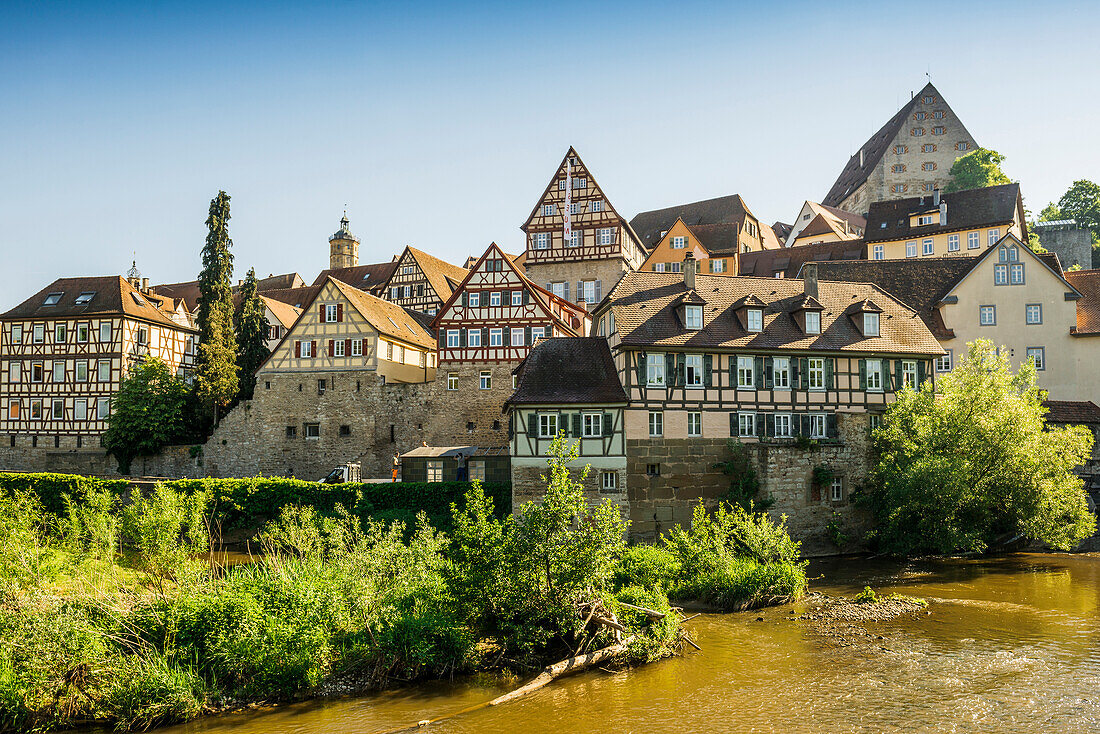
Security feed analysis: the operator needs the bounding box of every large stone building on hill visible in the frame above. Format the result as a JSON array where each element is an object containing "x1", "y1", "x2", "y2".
[{"x1": 822, "y1": 82, "x2": 979, "y2": 216}]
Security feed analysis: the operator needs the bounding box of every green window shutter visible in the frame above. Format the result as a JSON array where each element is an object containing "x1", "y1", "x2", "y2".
[
  {"x1": 790, "y1": 358, "x2": 799, "y2": 387},
  {"x1": 754, "y1": 356, "x2": 765, "y2": 389},
  {"x1": 800, "y1": 414, "x2": 811, "y2": 436},
  {"x1": 729, "y1": 355, "x2": 737, "y2": 386},
  {"x1": 523, "y1": 290, "x2": 530, "y2": 305},
  {"x1": 703, "y1": 354, "x2": 713, "y2": 387},
  {"x1": 559, "y1": 412, "x2": 569, "y2": 436},
  {"x1": 572, "y1": 413, "x2": 582, "y2": 437},
  {"x1": 729, "y1": 412, "x2": 737, "y2": 437},
  {"x1": 525, "y1": 327, "x2": 532, "y2": 345},
  {"x1": 635, "y1": 352, "x2": 647, "y2": 387},
  {"x1": 603, "y1": 412, "x2": 613, "y2": 437},
  {"x1": 799, "y1": 358, "x2": 809, "y2": 389},
  {"x1": 460, "y1": 329, "x2": 467, "y2": 348},
  {"x1": 461, "y1": 292, "x2": 467, "y2": 307},
  {"x1": 765, "y1": 413, "x2": 774, "y2": 437},
  {"x1": 676, "y1": 354, "x2": 686, "y2": 386},
  {"x1": 482, "y1": 327, "x2": 489, "y2": 345},
  {"x1": 917, "y1": 360, "x2": 927, "y2": 386},
  {"x1": 858, "y1": 359, "x2": 866, "y2": 389},
  {"x1": 825, "y1": 359, "x2": 835, "y2": 390},
  {"x1": 764, "y1": 357, "x2": 774, "y2": 389},
  {"x1": 827, "y1": 413, "x2": 838, "y2": 438},
  {"x1": 756, "y1": 413, "x2": 765, "y2": 437}
]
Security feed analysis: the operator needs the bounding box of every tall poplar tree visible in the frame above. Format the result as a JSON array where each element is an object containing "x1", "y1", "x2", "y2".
[
  {"x1": 234, "y1": 267, "x2": 270, "y2": 400},
  {"x1": 195, "y1": 191, "x2": 239, "y2": 420}
]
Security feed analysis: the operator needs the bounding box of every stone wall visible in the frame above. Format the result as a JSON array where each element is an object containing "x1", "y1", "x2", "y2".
[
  {"x1": 429, "y1": 361, "x2": 515, "y2": 448},
  {"x1": 0, "y1": 438, "x2": 202, "y2": 478},
  {"x1": 521, "y1": 259, "x2": 631, "y2": 309},
  {"x1": 1037, "y1": 225, "x2": 1093, "y2": 269},
  {"x1": 511, "y1": 459, "x2": 628, "y2": 519}
]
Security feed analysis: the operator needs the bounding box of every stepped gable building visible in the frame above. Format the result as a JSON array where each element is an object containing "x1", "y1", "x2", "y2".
[
  {"x1": 785, "y1": 201, "x2": 865, "y2": 247},
  {"x1": 813, "y1": 235, "x2": 1100, "y2": 402},
  {"x1": 738, "y1": 239, "x2": 866, "y2": 279},
  {"x1": 822, "y1": 82, "x2": 979, "y2": 215},
  {"x1": 588, "y1": 256, "x2": 943, "y2": 542},
  {"x1": 506, "y1": 336, "x2": 629, "y2": 516},
  {"x1": 521, "y1": 147, "x2": 646, "y2": 305},
  {"x1": 0, "y1": 270, "x2": 198, "y2": 448},
  {"x1": 630, "y1": 194, "x2": 781, "y2": 257},
  {"x1": 380, "y1": 246, "x2": 469, "y2": 316},
  {"x1": 863, "y1": 184, "x2": 1026, "y2": 261},
  {"x1": 637, "y1": 219, "x2": 741, "y2": 276},
  {"x1": 428, "y1": 242, "x2": 591, "y2": 447}
]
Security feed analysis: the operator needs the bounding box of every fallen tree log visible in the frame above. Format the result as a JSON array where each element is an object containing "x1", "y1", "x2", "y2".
[
  {"x1": 618, "y1": 601, "x2": 666, "y2": 620},
  {"x1": 487, "y1": 637, "x2": 634, "y2": 707}
]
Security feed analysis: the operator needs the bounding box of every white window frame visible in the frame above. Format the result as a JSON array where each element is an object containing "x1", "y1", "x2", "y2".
[
  {"x1": 11, "y1": 324, "x2": 22, "y2": 344},
  {"x1": 468, "y1": 292, "x2": 480, "y2": 307},
  {"x1": 531, "y1": 326, "x2": 545, "y2": 342},
  {"x1": 490, "y1": 291, "x2": 501, "y2": 306},
  {"x1": 351, "y1": 339, "x2": 363, "y2": 357},
  {"x1": 808, "y1": 358, "x2": 826, "y2": 391},
  {"x1": 948, "y1": 234, "x2": 960, "y2": 252},
  {"x1": 511, "y1": 328, "x2": 525, "y2": 347},
  {"x1": 582, "y1": 412, "x2": 603, "y2": 438},
  {"x1": 988, "y1": 228, "x2": 1001, "y2": 246},
  {"x1": 648, "y1": 410, "x2": 663, "y2": 437},
  {"x1": 534, "y1": 232, "x2": 550, "y2": 250},
  {"x1": 538, "y1": 413, "x2": 558, "y2": 438},
  {"x1": 864, "y1": 312, "x2": 880, "y2": 337},
  {"x1": 671, "y1": 236, "x2": 687, "y2": 249},
  {"x1": 967, "y1": 231, "x2": 980, "y2": 249},
  {"x1": 737, "y1": 356, "x2": 755, "y2": 389},
  {"x1": 738, "y1": 412, "x2": 756, "y2": 437},
  {"x1": 747, "y1": 308, "x2": 763, "y2": 332},
  {"x1": 74, "y1": 398, "x2": 87, "y2": 421},
  {"x1": 809, "y1": 413, "x2": 827, "y2": 438},
  {"x1": 427, "y1": 460, "x2": 443, "y2": 482},
  {"x1": 1027, "y1": 347, "x2": 1045, "y2": 371},
  {"x1": 711, "y1": 258, "x2": 726, "y2": 273},
  {"x1": 1010, "y1": 263, "x2": 1025, "y2": 285},
  {"x1": 479, "y1": 370, "x2": 491, "y2": 389},
  {"x1": 687, "y1": 411, "x2": 702, "y2": 437},
  {"x1": 33, "y1": 324, "x2": 44, "y2": 343},
  {"x1": 334, "y1": 340, "x2": 345, "y2": 357},
  {"x1": 469, "y1": 460, "x2": 486, "y2": 482},
  {"x1": 97, "y1": 359, "x2": 110, "y2": 382},
  {"x1": 446, "y1": 329, "x2": 460, "y2": 348},
  {"x1": 51, "y1": 398, "x2": 64, "y2": 420},
  {"x1": 301, "y1": 340, "x2": 313, "y2": 358},
  {"x1": 468, "y1": 328, "x2": 482, "y2": 348},
  {"x1": 591, "y1": 200, "x2": 604, "y2": 212},
  {"x1": 906, "y1": 241, "x2": 917, "y2": 258},
  {"x1": 902, "y1": 360, "x2": 917, "y2": 388},
  {"x1": 773, "y1": 357, "x2": 790, "y2": 389},
  {"x1": 52, "y1": 361, "x2": 65, "y2": 383},
  {"x1": 489, "y1": 328, "x2": 503, "y2": 346},
  {"x1": 646, "y1": 353, "x2": 666, "y2": 386},
  {"x1": 685, "y1": 354, "x2": 704, "y2": 387},
  {"x1": 922, "y1": 238, "x2": 934, "y2": 256},
  {"x1": 598, "y1": 228, "x2": 613, "y2": 245},
  {"x1": 325, "y1": 304, "x2": 338, "y2": 323},
  {"x1": 9, "y1": 361, "x2": 20, "y2": 383},
  {"x1": 512, "y1": 290, "x2": 523, "y2": 306},
  {"x1": 866, "y1": 359, "x2": 883, "y2": 392},
  {"x1": 685, "y1": 306, "x2": 703, "y2": 329},
  {"x1": 1026, "y1": 304, "x2": 1042, "y2": 325},
  {"x1": 97, "y1": 397, "x2": 110, "y2": 420},
  {"x1": 601, "y1": 471, "x2": 617, "y2": 490},
  {"x1": 447, "y1": 373, "x2": 458, "y2": 390},
  {"x1": 805, "y1": 311, "x2": 821, "y2": 334},
  {"x1": 872, "y1": 244, "x2": 884, "y2": 260},
  {"x1": 993, "y1": 264, "x2": 1008, "y2": 285},
  {"x1": 542, "y1": 204, "x2": 554, "y2": 216},
  {"x1": 774, "y1": 413, "x2": 792, "y2": 438},
  {"x1": 936, "y1": 350, "x2": 953, "y2": 372},
  {"x1": 76, "y1": 323, "x2": 89, "y2": 342},
  {"x1": 830, "y1": 477, "x2": 844, "y2": 502},
  {"x1": 980, "y1": 305, "x2": 996, "y2": 326}
]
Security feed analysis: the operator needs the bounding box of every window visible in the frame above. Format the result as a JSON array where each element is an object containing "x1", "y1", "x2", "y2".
[
  {"x1": 948, "y1": 234, "x2": 960, "y2": 252},
  {"x1": 43, "y1": 292, "x2": 63, "y2": 306},
  {"x1": 936, "y1": 350, "x2": 953, "y2": 372},
  {"x1": 961, "y1": 231, "x2": 978, "y2": 250},
  {"x1": 573, "y1": 177, "x2": 587, "y2": 189},
  {"x1": 993, "y1": 264, "x2": 1008, "y2": 285},
  {"x1": 302, "y1": 340, "x2": 315, "y2": 357},
  {"x1": 393, "y1": 344, "x2": 404, "y2": 363},
  {"x1": 583, "y1": 413, "x2": 603, "y2": 437},
  {"x1": 9, "y1": 362, "x2": 19, "y2": 383},
  {"x1": 913, "y1": 111, "x2": 926, "y2": 121},
  {"x1": 911, "y1": 127, "x2": 925, "y2": 136},
  {"x1": 137, "y1": 327, "x2": 148, "y2": 346},
  {"x1": 446, "y1": 329, "x2": 460, "y2": 348},
  {"x1": 932, "y1": 126, "x2": 945, "y2": 136},
  {"x1": 906, "y1": 241, "x2": 917, "y2": 258},
  {"x1": 866, "y1": 359, "x2": 883, "y2": 391},
  {"x1": 76, "y1": 323, "x2": 89, "y2": 342},
  {"x1": 891, "y1": 185, "x2": 907, "y2": 194},
  {"x1": 11, "y1": 324, "x2": 22, "y2": 344},
  {"x1": 592, "y1": 200, "x2": 604, "y2": 212},
  {"x1": 988, "y1": 228, "x2": 1000, "y2": 246},
  {"x1": 8, "y1": 399, "x2": 20, "y2": 421},
  {"x1": 646, "y1": 464, "x2": 661, "y2": 477},
  {"x1": 51, "y1": 399, "x2": 63, "y2": 420},
  {"x1": 1026, "y1": 304, "x2": 1042, "y2": 324},
  {"x1": 468, "y1": 329, "x2": 482, "y2": 347},
  {"x1": 923, "y1": 144, "x2": 937, "y2": 153},
  {"x1": 902, "y1": 360, "x2": 918, "y2": 388},
  {"x1": 671, "y1": 236, "x2": 686, "y2": 249},
  {"x1": 598, "y1": 228, "x2": 613, "y2": 245},
  {"x1": 980, "y1": 305, "x2": 996, "y2": 325},
  {"x1": 31, "y1": 362, "x2": 43, "y2": 382},
  {"x1": 447, "y1": 373, "x2": 458, "y2": 390},
  {"x1": 512, "y1": 290, "x2": 523, "y2": 306},
  {"x1": 872, "y1": 244, "x2": 884, "y2": 260},
  {"x1": 539, "y1": 413, "x2": 558, "y2": 438},
  {"x1": 922, "y1": 238, "x2": 933, "y2": 256},
  {"x1": 30, "y1": 399, "x2": 43, "y2": 419},
  {"x1": 304, "y1": 423, "x2": 320, "y2": 438},
  {"x1": 569, "y1": 230, "x2": 582, "y2": 247},
  {"x1": 323, "y1": 304, "x2": 337, "y2": 323},
  {"x1": 490, "y1": 328, "x2": 503, "y2": 346},
  {"x1": 809, "y1": 413, "x2": 827, "y2": 438},
  {"x1": 580, "y1": 280, "x2": 597, "y2": 304},
  {"x1": 511, "y1": 328, "x2": 525, "y2": 346},
  {"x1": 773, "y1": 357, "x2": 790, "y2": 389},
  {"x1": 830, "y1": 477, "x2": 844, "y2": 502},
  {"x1": 747, "y1": 309, "x2": 763, "y2": 332},
  {"x1": 74, "y1": 399, "x2": 87, "y2": 421},
  {"x1": 687, "y1": 411, "x2": 702, "y2": 437},
  {"x1": 921, "y1": 162, "x2": 937, "y2": 172},
  {"x1": 808, "y1": 358, "x2": 826, "y2": 391},
  {"x1": 351, "y1": 339, "x2": 363, "y2": 357},
  {"x1": 551, "y1": 282, "x2": 567, "y2": 299},
  {"x1": 805, "y1": 310, "x2": 821, "y2": 334},
  {"x1": 647, "y1": 353, "x2": 666, "y2": 386},
  {"x1": 534, "y1": 233, "x2": 550, "y2": 249},
  {"x1": 710, "y1": 259, "x2": 726, "y2": 273},
  {"x1": 317, "y1": 379, "x2": 326, "y2": 395},
  {"x1": 1010, "y1": 264, "x2": 1025, "y2": 285},
  {"x1": 469, "y1": 460, "x2": 486, "y2": 482},
  {"x1": 685, "y1": 305, "x2": 703, "y2": 329},
  {"x1": 97, "y1": 398, "x2": 110, "y2": 420},
  {"x1": 602, "y1": 471, "x2": 617, "y2": 490},
  {"x1": 490, "y1": 291, "x2": 501, "y2": 306},
  {"x1": 542, "y1": 204, "x2": 554, "y2": 216},
  {"x1": 1027, "y1": 347, "x2": 1045, "y2": 371},
  {"x1": 480, "y1": 371, "x2": 491, "y2": 389},
  {"x1": 52, "y1": 361, "x2": 64, "y2": 382},
  {"x1": 33, "y1": 324, "x2": 44, "y2": 343},
  {"x1": 916, "y1": 214, "x2": 933, "y2": 226},
  {"x1": 685, "y1": 354, "x2": 704, "y2": 387},
  {"x1": 97, "y1": 360, "x2": 110, "y2": 382},
  {"x1": 864, "y1": 312, "x2": 880, "y2": 337},
  {"x1": 892, "y1": 164, "x2": 905, "y2": 174},
  {"x1": 774, "y1": 413, "x2": 792, "y2": 438},
  {"x1": 468, "y1": 292, "x2": 480, "y2": 308},
  {"x1": 427, "y1": 460, "x2": 443, "y2": 482},
  {"x1": 737, "y1": 356, "x2": 755, "y2": 389},
  {"x1": 74, "y1": 291, "x2": 95, "y2": 305},
  {"x1": 1000, "y1": 245, "x2": 1018, "y2": 262},
  {"x1": 738, "y1": 412, "x2": 756, "y2": 437},
  {"x1": 334, "y1": 340, "x2": 345, "y2": 357},
  {"x1": 649, "y1": 411, "x2": 663, "y2": 437}
]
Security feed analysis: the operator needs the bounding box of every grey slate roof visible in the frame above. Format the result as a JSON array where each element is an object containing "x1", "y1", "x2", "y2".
[
  {"x1": 507, "y1": 337, "x2": 628, "y2": 406},
  {"x1": 739, "y1": 239, "x2": 866, "y2": 278},
  {"x1": 864, "y1": 183, "x2": 1023, "y2": 243},
  {"x1": 630, "y1": 195, "x2": 751, "y2": 250}
]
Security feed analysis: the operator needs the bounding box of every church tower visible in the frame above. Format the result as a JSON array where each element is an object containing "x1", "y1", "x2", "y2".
[{"x1": 328, "y1": 213, "x2": 360, "y2": 269}]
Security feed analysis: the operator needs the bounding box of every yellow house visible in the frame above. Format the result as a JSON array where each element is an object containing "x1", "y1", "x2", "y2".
[
  {"x1": 786, "y1": 201, "x2": 865, "y2": 247},
  {"x1": 637, "y1": 218, "x2": 741, "y2": 276},
  {"x1": 262, "y1": 276, "x2": 437, "y2": 384},
  {"x1": 864, "y1": 183, "x2": 1027, "y2": 261}
]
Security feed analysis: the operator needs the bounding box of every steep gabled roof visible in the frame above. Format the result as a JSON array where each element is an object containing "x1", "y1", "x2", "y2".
[
  {"x1": 506, "y1": 337, "x2": 628, "y2": 406},
  {"x1": 864, "y1": 183, "x2": 1024, "y2": 243},
  {"x1": 383, "y1": 246, "x2": 470, "y2": 304},
  {"x1": 312, "y1": 260, "x2": 398, "y2": 293},
  {"x1": 1065, "y1": 269, "x2": 1100, "y2": 336},
  {"x1": 327, "y1": 277, "x2": 436, "y2": 349},
  {"x1": 739, "y1": 239, "x2": 865, "y2": 278},
  {"x1": 259, "y1": 295, "x2": 302, "y2": 329},
  {"x1": 793, "y1": 213, "x2": 847, "y2": 242},
  {"x1": 630, "y1": 194, "x2": 752, "y2": 250},
  {"x1": 688, "y1": 223, "x2": 742, "y2": 255},
  {"x1": 2, "y1": 275, "x2": 196, "y2": 331},
  {"x1": 261, "y1": 285, "x2": 321, "y2": 310}
]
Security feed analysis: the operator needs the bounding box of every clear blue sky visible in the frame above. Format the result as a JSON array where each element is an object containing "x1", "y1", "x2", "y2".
[{"x1": 2, "y1": 0, "x2": 1097, "y2": 307}]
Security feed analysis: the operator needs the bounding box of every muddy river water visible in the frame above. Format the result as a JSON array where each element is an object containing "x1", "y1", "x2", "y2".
[{"x1": 155, "y1": 553, "x2": 1100, "y2": 733}]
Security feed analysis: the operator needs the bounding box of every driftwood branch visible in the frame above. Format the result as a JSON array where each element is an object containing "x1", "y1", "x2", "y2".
[
  {"x1": 618, "y1": 601, "x2": 666, "y2": 620},
  {"x1": 487, "y1": 637, "x2": 634, "y2": 707}
]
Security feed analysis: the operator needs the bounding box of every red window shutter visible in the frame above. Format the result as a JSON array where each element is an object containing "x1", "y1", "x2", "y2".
[
  {"x1": 328, "y1": 340, "x2": 334, "y2": 357},
  {"x1": 337, "y1": 303, "x2": 343, "y2": 322},
  {"x1": 311, "y1": 340, "x2": 316, "y2": 357},
  {"x1": 344, "y1": 338, "x2": 351, "y2": 354},
  {"x1": 295, "y1": 340, "x2": 301, "y2": 358},
  {"x1": 319, "y1": 304, "x2": 325, "y2": 321}
]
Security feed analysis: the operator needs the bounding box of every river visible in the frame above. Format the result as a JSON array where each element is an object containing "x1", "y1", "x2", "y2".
[{"x1": 153, "y1": 553, "x2": 1100, "y2": 734}]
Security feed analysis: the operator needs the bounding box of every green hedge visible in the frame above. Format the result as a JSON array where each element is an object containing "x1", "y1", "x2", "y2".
[{"x1": 0, "y1": 473, "x2": 511, "y2": 532}]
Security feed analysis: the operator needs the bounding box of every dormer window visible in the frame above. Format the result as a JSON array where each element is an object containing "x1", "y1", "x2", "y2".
[
  {"x1": 685, "y1": 305, "x2": 703, "y2": 329},
  {"x1": 43, "y1": 292, "x2": 63, "y2": 306},
  {"x1": 864, "y1": 312, "x2": 880, "y2": 337},
  {"x1": 805, "y1": 311, "x2": 821, "y2": 334},
  {"x1": 74, "y1": 292, "x2": 95, "y2": 305},
  {"x1": 747, "y1": 308, "x2": 763, "y2": 332}
]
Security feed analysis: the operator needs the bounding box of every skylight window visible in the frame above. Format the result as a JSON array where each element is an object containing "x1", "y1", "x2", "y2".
[
  {"x1": 131, "y1": 293, "x2": 146, "y2": 307},
  {"x1": 406, "y1": 323, "x2": 417, "y2": 334},
  {"x1": 388, "y1": 316, "x2": 399, "y2": 328},
  {"x1": 43, "y1": 292, "x2": 64, "y2": 306},
  {"x1": 74, "y1": 292, "x2": 96, "y2": 304}
]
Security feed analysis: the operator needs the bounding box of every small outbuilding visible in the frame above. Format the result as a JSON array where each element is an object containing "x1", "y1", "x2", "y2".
[{"x1": 398, "y1": 445, "x2": 510, "y2": 483}]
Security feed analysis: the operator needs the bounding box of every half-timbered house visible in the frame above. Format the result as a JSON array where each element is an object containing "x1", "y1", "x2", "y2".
[
  {"x1": 506, "y1": 337, "x2": 629, "y2": 517},
  {"x1": 637, "y1": 218, "x2": 742, "y2": 277},
  {"x1": 520, "y1": 147, "x2": 646, "y2": 304},
  {"x1": 428, "y1": 242, "x2": 590, "y2": 447},
  {"x1": 0, "y1": 274, "x2": 198, "y2": 447},
  {"x1": 379, "y1": 246, "x2": 469, "y2": 316}
]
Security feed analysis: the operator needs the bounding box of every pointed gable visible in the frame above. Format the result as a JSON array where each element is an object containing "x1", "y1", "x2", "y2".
[{"x1": 522, "y1": 147, "x2": 629, "y2": 234}]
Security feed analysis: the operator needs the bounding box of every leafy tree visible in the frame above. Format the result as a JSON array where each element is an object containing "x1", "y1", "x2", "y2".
[
  {"x1": 1038, "y1": 202, "x2": 1062, "y2": 222},
  {"x1": 102, "y1": 358, "x2": 191, "y2": 474},
  {"x1": 943, "y1": 148, "x2": 1011, "y2": 193},
  {"x1": 233, "y1": 267, "x2": 270, "y2": 400},
  {"x1": 1057, "y1": 179, "x2": 1100, "y2": 242},
  {"x1": 865, "y1": 340, "x2": 1095, "y2": 555},
  {"x1": 195, "y1": 191, "x2": 239, "y2": 418}
]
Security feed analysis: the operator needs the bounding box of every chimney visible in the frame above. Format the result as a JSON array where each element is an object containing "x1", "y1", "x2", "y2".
[
  {"x1": 803, "y1": 263, "x2": 819, "y2": 300},
  {"x1": 141, "y1": 277, "x2": 149, "y2": 291},
  {"x1": 940, "y1": 201, "x2": 948, "y2": 227},
  {"x1": 684, "y1": 251, "x2": 696, "y2": 291},
  {"x1": 933, "y1": 188, "x2": 941, "y2": 206}
]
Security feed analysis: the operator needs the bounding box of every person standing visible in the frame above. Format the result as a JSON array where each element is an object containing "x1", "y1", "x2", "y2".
[
  {"x1": 392, "y1": 452, "x2": 401, "y2": 482},
  {"x1": 456, "y1": 452, "x2": 468, "y2": 482}
]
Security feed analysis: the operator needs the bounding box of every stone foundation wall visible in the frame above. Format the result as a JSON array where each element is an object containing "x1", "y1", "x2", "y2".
[
  {"x1": 511, "y1": 458, "x2": 628, "y2": 519},
  {"x1": 428, "y1": 361, "x2": 515, "y2": 448},
  {"x1": 0, "y1": 440, "x2": 202, "y2": 479}
]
